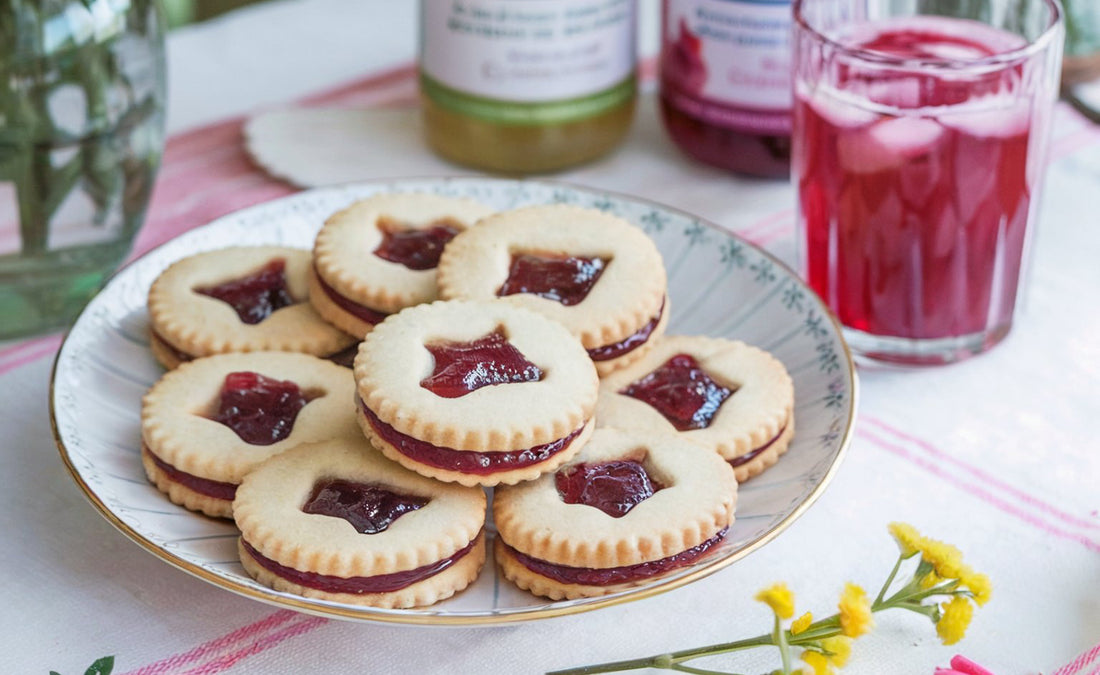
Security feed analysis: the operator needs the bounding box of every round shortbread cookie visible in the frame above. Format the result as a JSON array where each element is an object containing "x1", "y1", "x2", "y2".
[
  {"x1": 234, "y1": 438, "x2": 487, "y2": 608},
  {"x1": 596, "y1": 335, "x2": 795, "y2": 482},
  {"x1": 311, "y1": 192, "x2": 495, "y2": 338},
  {"x1": 141, "y1": 352, "x2": 360, "y2": 518},
  {"x1": 354, "y1": 299, "x2": 599, "y2": 486},
  {"x1": 493, "y1": 428, "x2": 736, "y2": 600},
  {"x1": 147, "y1": 246, "x2": 355, "y2": 369},
  {"x1": 436, "y1": 204, "x2": 668, "y2": 376}
]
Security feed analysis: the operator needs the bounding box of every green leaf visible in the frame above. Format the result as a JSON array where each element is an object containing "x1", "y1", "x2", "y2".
[{"x1": 85, "y1": 655, "x2": 115, "y2": 675}]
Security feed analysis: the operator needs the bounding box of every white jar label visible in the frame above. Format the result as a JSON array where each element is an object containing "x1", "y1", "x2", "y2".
[
  {"x1": 663, "y1": 0, "x2": 792, "y2": 110},
  {"x1": 421, "y1": 0, "x2": 637, "y2": 102}
]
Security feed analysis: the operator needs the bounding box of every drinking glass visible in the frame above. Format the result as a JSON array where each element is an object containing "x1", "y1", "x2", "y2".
[{"x1": 792, "y1": 0, "x2": 1064, "y2": 365}]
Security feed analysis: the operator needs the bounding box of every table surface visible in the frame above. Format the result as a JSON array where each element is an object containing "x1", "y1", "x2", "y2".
[{"x1": 4, "y1": 1, "x2": 1099, "y2": 674}]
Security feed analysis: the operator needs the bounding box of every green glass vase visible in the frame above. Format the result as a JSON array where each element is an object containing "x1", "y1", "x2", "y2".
[{"x1": 0, "y1": 0, "x2": 166, "y2": 339}]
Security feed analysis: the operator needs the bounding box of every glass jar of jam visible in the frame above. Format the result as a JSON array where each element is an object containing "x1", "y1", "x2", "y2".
[
  {"x1": 419, "y1": 0, "x2": 637, "y2": 174},
  {"x1": 658, "y1": 0, "x2": 792, "y2": 178}
]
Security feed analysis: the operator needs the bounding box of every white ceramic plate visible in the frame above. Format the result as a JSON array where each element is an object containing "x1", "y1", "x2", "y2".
[{"x1": 51, "y1": 178, "x2": 857, "y2": 625}]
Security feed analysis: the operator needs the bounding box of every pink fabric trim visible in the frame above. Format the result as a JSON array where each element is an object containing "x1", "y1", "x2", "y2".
[
  {"x1": 865, "y1": 417, "x2": 1100, "y2": 531},
  {"x1": 0, "y1": 337, "x2": 62, "y2": 377},
  {"x1": 173, "y1": 616, "x2": 328, "y2": 675},
  {"x1": 1052, "y1": 641, "x2": 1100, "y2": 675},
  {"x1": 860, "y1": 430, "x2": 1100, "y2": 554},
  {"x1": 739, "y1": 208, "x2": 794, "y2": 239},
  {"x1": 0, "y1": 333, "x2": 62, "y2": 364},
  {"x1": 118, "y1": 611, "x2": 299, "y2": 675}
]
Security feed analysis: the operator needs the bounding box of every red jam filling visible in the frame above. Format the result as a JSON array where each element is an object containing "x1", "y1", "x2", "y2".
[
  {"x1": 621, "y1": 353, "x2": 734, "y2": 431},
  {"x1": 497, "y1": 253, "x2": 608, "y2": 306},
  {"x1": 143, "y1": 446, "x2": 238, "y2": 501},
  {"x1": 730, "y1": 425, "x2": 787, "y2": 468},
  {"x1": 195, "y1": 259, "x2": 295, "y2": 325},
  {"x1": 313, "y1": 265, "x2": 390, "y2": 326},
  {"x1": 372, "y1": 217, "x2": 461, "y2": 271},
  {"x1": 359, "y1": 399, "x2": 582, "y2": 475},
  {"x1": 213, "y1": 371, "x2": 318, "y2": 446},
  {"x1": 587, "y1": 299, "x2": 665, "y2": 362},
  {"x1": 555, "y1": 460, "x2": 665, "y2": 518},
  {"x1": 506, "y1": 528, "x2": 727, "y2": 586},
  {"x1": 240, "y1": 533, "x2": 479, "y2": 595},
  {"x1": 420, "y1": 329, "x2": 543, "y2": 399},
  {"x1": 301, "y1": 478, "x2": 428, "y2": 534}
]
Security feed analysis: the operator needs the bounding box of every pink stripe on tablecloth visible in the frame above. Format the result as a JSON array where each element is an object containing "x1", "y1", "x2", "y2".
[
  {"x1": 119, "y1": 611, "x2": 300, "y2": 675},
  {"x1": 1052, "y1": 641, "x2": 1100, "y2": 675},
  {"x1": 299, "y1": 63, "x2": 416, "y2": 106},
  {"x1": 174, "y1": 616, "x2": 328, "y2": 675},
  {"x1": 131, "y1": 179, "x2": 296, "y2": 258},
  {"x1": 1048, "y1": 124, "x2": 1100, "y2": 164},
  {"x1": 0, "y1": 338, "x2": 63, "y2": 377},
  {"x1": 860, "y1": 430, "x2": 1100, "y2": 554},
  {"x1": 739, "y1": 208, "x2": 795, "y2": 239},
  {"x1": 0, "y1": 333, "x2": 62, "y2": 364},
  {"x1": 864, "y1": 417, "x2": 1100, "y2": 531},
  {"x1": 752, "y1": 222, "x2": 796, "y2": 249}
]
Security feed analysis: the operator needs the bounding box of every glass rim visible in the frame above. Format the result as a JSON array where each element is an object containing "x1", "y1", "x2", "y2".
[{"x1": 792, "y1": 0, "x2": 1065, "y2": 71}]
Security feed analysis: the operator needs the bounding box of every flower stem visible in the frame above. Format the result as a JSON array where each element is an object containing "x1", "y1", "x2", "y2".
[
  {"x1": 875, "y1": 554, "x2": 907, "y2": 605},
  {"x1": 546, "y1": 636, "x2": 774, "y2": 675},
  {"x1": 774, "y1": 615, "x2": 793, "y2": 675}
]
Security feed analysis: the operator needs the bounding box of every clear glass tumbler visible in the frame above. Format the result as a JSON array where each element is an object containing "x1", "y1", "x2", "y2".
[
  {"x1": 0, "y1": 1, "x2": 166, "y2": 340},
  {"x1": 792, "y1": 0, "x2": 1064, "y2": 365}
]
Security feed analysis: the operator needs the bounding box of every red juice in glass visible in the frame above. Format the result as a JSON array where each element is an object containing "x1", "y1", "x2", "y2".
[{"x1": 793, "y1": 3, "x2": 1063, "y2": 365}]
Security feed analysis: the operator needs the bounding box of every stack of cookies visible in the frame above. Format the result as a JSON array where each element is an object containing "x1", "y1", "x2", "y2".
[{"x1": 139, "y1": 193, "x2": 795, "y2": 608}]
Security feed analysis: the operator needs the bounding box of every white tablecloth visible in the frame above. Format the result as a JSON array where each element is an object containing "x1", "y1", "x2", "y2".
[{"x1": 4, "y1": 1, "x2": 1098, "y2": 673}]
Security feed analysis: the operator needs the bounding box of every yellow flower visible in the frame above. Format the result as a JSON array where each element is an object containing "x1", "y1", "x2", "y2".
[
  {"x1": 936, "y1": 596, "x2": 974, "y2": 645},
  {"x1": 961, "y1": 569, "x2": 992, "y2": 606},
  {"x1": 821, "y1": 636, "x2": 852, "y2": 666},
  {"x1": 920, "y1": 571, "x2": 942, "y2": 590},
  {"x1": 791, "y1": 612, "x2": 813, "y2": 635},
  {"x1": 920, "y1": 538, "x2": 965, "y2": 579},
  {"x1": 838, "y1": 583, "x2": 874, "y2": 638},
  {"x1": 756, "y1": 582, "x2": 795, "y2": 619},
  {"x1": 802, "y1": 650, "x2": 833, "y2": 675},
  {"x1": 888, "y1": 522, "x2": 924, "y2": 557}
]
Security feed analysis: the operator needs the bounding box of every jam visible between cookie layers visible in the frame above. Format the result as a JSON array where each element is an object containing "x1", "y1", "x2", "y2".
[
  {"x1": 143, "y1": 445, "x2": 238, "y2": 501},
  {"x1": 555, "y1": 460, "x2": 665, "y2": 518},
  {"x1": 621, "y1": 353, "x2": 734, "y2": 430},
  {"x1": 313, "y1": 265, "x2": 390, "y2": 326},
  {"x1": 373, "y1": 217, "x2": 461, "y2": 271},
  {"x1": 587, "y1": 299, "x2": 665, "y2": 362},
  {"x1": 504, "y1": 528, "x2": 727, "y2": 586},
  {"x1": 241, "y1": 533, "x2": 480, "y2": 594},
  {"x1": 729, "y1": 424, "x2": 788, "y2": 468},
  {"x1": 498, "y1": 253, "x2": 608, "y2": 306},
  {"x1": 195, "y1": 259, "x2": 296, "y2": 325},
  {"x1": 213, "y1": 371, "x2": 319, "y2": 445},
  {"x1": 420, "y1": 329, "x2": 543, "y2": 398},
  {"x1": 302, "y1": 478, "x2": 428, "y2": 534},
  {"x1": 359, "y1": 399, "x2": 583, "y2": 475}
]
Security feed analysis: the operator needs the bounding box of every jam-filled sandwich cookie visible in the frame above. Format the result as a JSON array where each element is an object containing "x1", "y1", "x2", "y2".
[
  {"x1": 310, "y1": 192, "x2": 495, "y2": 338},
  {"x1": 234, "y1": 437, "x2": 487, "y2": 608},
  {"x1": 437, "y1": 204, "x2": 669, "y2": 376},
  {"x1": 148, "y1": 246, "x2": 356, "y2": 370},
  {"x1": 141, "y1": 352, "x2": 360, "y2": 519},
  {"x1": 354, "y1": 299, "x2": 600, "y2": 487},
  {"x1": 596, "y1": 336, "x2": 794, "y2": 483},
  {"x1": 493, "y1": 428, "x2": 736, "y2": 600}
]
